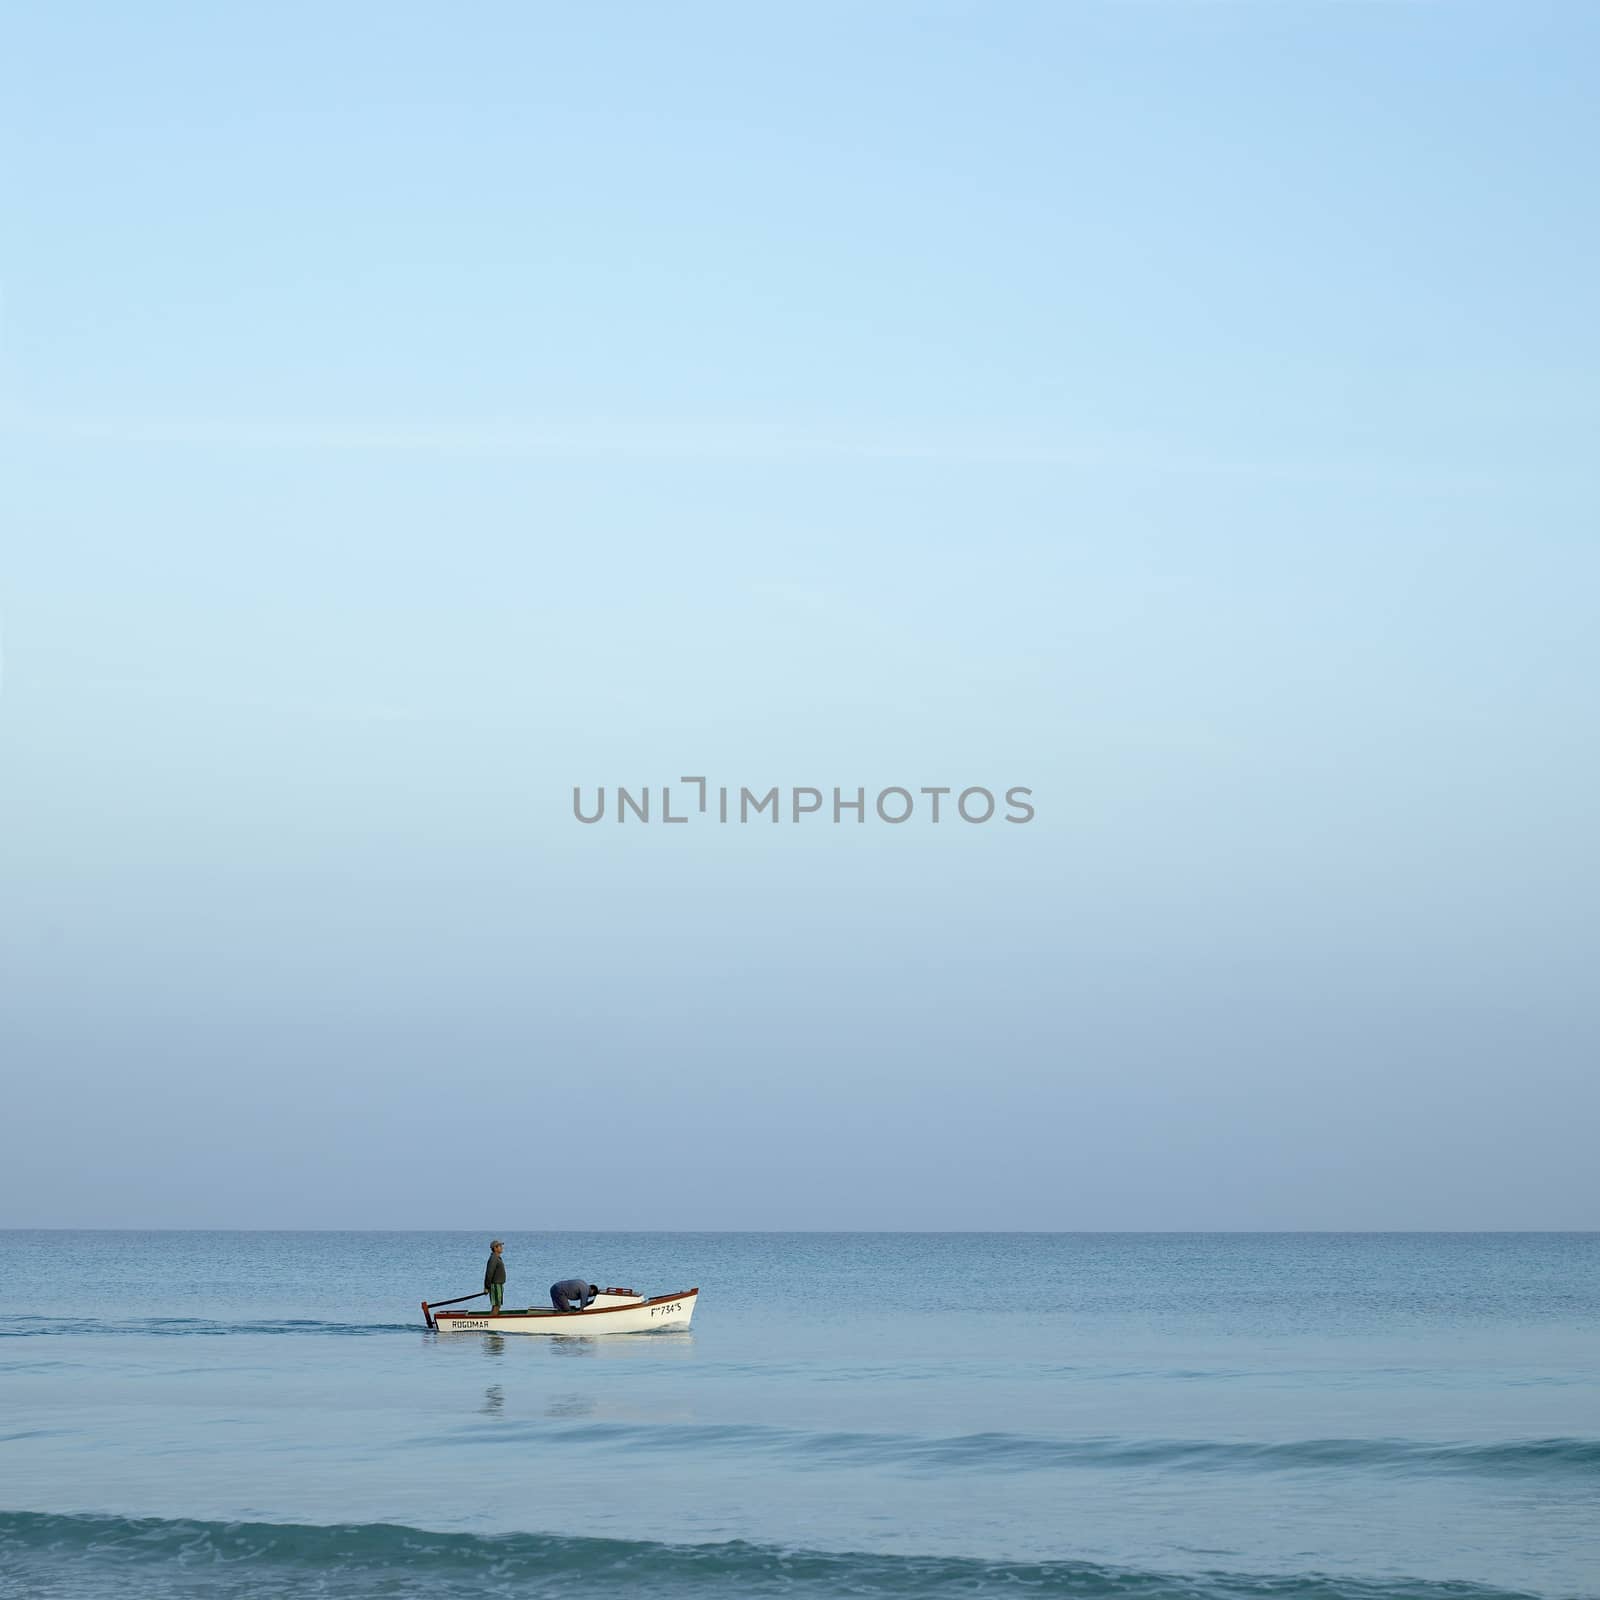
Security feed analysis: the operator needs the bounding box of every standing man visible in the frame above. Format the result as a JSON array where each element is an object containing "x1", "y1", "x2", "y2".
[{"x1": 484, "y1": 1240, "x2": 507, "y2": 1314}]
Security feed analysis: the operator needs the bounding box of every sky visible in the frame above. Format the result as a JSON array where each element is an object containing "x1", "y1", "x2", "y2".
[{"x1": 1, "y1": 2, "x2": 1596, "y2": 1229}]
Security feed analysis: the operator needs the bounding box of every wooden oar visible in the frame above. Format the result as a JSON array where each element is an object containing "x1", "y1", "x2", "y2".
[{"x1": 420, "y1": 1291, "x2": 488, "y2": 1330}]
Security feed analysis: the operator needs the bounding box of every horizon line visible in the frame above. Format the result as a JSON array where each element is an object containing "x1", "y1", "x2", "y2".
[{"x1": 3, "y1": 1226, "x2": 1595, "y2": 1236}]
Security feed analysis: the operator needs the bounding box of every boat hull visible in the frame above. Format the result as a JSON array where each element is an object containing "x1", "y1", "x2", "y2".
[{"x1": 432, "y1": 1288, "x2": 697, "y2": 1335}]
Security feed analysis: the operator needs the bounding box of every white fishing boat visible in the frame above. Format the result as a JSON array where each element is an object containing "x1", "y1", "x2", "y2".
[{"x1": 423, "y1": 1287, "x2": 697, "y2": 1335}]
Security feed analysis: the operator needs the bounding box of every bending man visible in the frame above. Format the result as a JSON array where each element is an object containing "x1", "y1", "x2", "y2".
[{"x1": 550, "y1": 1279, "x2": 598, "y2": 1312}]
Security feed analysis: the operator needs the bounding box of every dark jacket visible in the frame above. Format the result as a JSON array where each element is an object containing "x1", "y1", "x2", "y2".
[{"x1": 484, "y1": 1253, "x2": 506, "y2": 1290}]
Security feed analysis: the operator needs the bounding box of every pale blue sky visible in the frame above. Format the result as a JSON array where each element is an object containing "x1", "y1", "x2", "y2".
[{"x1": 1, "y1": 2, "x2": 1596, "y2": 1227}]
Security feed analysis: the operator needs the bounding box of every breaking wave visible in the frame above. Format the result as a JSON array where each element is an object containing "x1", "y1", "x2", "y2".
[{"x1": 0, "y1": 1511, "x2": 1547, "y2": 1600}]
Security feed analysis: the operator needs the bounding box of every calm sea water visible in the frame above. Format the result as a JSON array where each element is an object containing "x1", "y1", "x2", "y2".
[{"x1": 0, "y1": 1232, "x2": 1595, "y2": 1598}]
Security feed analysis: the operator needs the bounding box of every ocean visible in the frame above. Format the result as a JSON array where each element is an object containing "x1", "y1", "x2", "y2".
[{"x1": 0, "y1": 1232, "x2": 1594, "y2": 1598}]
